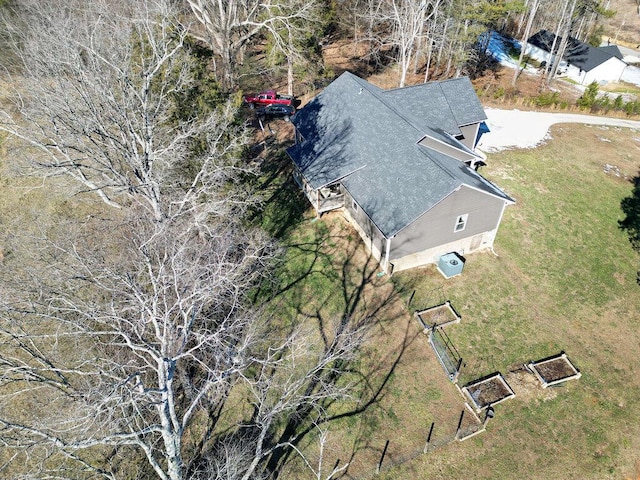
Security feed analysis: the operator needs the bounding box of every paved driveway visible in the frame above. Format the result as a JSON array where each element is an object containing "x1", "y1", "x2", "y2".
[{"x1": 477, "y1": 108, "x2": 640, "y2": 152}]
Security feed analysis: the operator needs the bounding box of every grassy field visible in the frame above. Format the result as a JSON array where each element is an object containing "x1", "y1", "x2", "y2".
[
  {"x1": 385, "y1": 123, "x2": 640, "y2": 480},
  {"x1": 3, "y1": 110, "x2": 640, "y2": 479},
  {"x1": 260, "y1": 121, "x2": 640, "y2": 479},
  {"x1": 601, "y1": 81, "x2": 640, "y2": 96}
]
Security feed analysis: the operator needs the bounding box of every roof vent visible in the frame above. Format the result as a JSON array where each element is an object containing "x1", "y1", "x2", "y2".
[{"x1": 358, "y1": 87, "x2": 363, "y2": 95}]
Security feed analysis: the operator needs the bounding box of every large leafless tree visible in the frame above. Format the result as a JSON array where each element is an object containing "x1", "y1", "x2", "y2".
[
  {"x1": 0, "y1": 211, "x2": 266, "y2": 479},
  {"x1": 0, "y1": 0, "x2": 252, "y2": 223},
  {"x1": 186, "y1": 0, "x2": 321, "y2": 90},
  {"x1": 0, "y1": 1, "x2": 372, "y2": 479},
  {"x1": 369, "y1": 0, "x2": 442, "y2": 87},
  {"x1": 0, "y1": 206, "x2": 369, "y2": 480}
]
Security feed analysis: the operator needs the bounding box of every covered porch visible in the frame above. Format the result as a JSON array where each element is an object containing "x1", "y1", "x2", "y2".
[{"x1": 293, "y1": 169, "x2": 345, "y2": 214}]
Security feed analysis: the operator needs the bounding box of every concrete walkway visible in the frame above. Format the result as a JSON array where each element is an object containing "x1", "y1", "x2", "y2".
[{"x1": 477, "y1": 108, "x2": 640, "y2": 152}]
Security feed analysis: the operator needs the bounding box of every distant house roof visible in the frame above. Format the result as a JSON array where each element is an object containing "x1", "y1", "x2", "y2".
[
  {"x1": 528, "y1": 29, "x2": 626, "y2": 72},
  {"x1": 287, "y1": 72, "x2": 513, "y2": 238},
  {"x1": 600, "y1": 45, "x2": 624, "y2": 61}
]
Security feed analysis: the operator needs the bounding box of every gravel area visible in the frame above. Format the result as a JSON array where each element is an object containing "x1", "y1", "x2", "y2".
[{"x1": 477, "y1": 108, "x2": 640, "y2": 152}]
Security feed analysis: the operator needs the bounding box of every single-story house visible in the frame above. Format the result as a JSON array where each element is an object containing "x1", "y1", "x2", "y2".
[
  {"x1": 525, "y1": 29, "x2": 627, "y2": 85},
  {"x1": 286, "y1": 72, "x2": 514, "y2": 273}
]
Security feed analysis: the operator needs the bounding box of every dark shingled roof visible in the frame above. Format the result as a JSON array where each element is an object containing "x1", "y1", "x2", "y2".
[
  {"x1": 287, "y1": 72, "x2": 513, "y2": 238},
  {"x1": 528, "y1": 29, "x2": 626, "y2": 72}
]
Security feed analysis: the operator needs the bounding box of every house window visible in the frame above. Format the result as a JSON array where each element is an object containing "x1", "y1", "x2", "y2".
[
  {"x1": 352, "y1": 199, "x2": 358, "y2": 212},
  {"x1": 454, "y1": 214, "x2": 468, "y2": 232}
]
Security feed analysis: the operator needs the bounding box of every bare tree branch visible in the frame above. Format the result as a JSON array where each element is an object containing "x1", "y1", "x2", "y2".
[
  {"x1": 0, "y1": 0, "x2": 251, "y2": 223},
  {"x1": 186, "y1": 0, "x2": 321, "y2": 89}
]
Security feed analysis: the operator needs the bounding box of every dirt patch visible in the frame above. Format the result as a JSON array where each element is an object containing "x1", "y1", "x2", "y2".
[
  {"x1": 322, "y1": 39, "x2": 372, "y2": 78},
  {"x1": 505, "y1": 369, "x2": 558, "y2": 403},
  {"x1": 601, "y1": 3, "x2": 640, "y2": 46}
]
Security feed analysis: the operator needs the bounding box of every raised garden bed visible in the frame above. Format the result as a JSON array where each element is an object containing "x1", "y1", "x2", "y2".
[
  {"x1": 415, "y1": 300, "x2": 461, "y2": 331},
  {"x1": 528, "y1": 352, "x2": 581, "y2": 388},
  {"x1": 461, "y1": 373, "x2": 515, "y2": 411}
]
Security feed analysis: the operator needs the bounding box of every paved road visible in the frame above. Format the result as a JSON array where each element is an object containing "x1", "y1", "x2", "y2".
[
  {"x1": 607, "y1": 42, "x2": 640, "y2": 60},
  {"x1": 477, "y1": 108, "x2": 640, "y2": 152}
]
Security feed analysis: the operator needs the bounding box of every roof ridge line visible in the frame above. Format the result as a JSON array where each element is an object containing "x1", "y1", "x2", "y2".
[{"x1": 352, "y1": 77, "x2": 433, "y2": 140}]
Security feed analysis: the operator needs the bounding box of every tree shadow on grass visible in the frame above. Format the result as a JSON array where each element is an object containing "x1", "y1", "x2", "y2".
[
  {"x1": 247, "y1": 140, "x2": 309, "y2": 240},
  {"x1": 618, "y1": 170, "x2": 640, "y2": 284},
  {"x1": 240, "y1": 96, "x2": 419, "y2": 477},
  {"x1": 256, "y1": 215, "x2": 419, "y2": 479},
  {"x1": 325, "y1": 318, "x2": 422, "y2": 479}
]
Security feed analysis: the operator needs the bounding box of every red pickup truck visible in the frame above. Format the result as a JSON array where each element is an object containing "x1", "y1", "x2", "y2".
[{"x1": 244, "y1": 90, "x2": 294, "y2": 109}]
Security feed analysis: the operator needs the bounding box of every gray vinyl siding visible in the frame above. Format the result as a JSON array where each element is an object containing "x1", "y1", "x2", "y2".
[
  {"x1": 345, "y1": 190, "x2": 386, "y2": 257},
  {"x1": 458, "y1": 123, "x2": 480, "y2": 149},
  {"x1": 418, "y1": 136, "x2": 475, "y2": 162},
  {"x1": 390, "y1": 186, "x2": 505, "y2": 259}
]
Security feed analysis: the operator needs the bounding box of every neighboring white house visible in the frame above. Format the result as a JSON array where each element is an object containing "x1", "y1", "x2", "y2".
[{"x1": 525, "y1": 30, "x2": 627, "y2": 85}]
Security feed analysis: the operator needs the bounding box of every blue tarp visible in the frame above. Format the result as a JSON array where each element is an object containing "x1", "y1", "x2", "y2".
[{"x1": 476, "y1": 121, "x2": 490, "y2": 144}]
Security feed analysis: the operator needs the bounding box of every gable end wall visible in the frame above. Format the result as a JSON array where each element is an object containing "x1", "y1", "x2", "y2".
[
  {"x1": 458, "y1": 123, "x2": 481, "y2": 149},
  {"x1": 418, "y1": 136, "x2": 475, "y2": 162},
  {"x1": 389, "y1": 186, "x2": 506, "y2": 266}
]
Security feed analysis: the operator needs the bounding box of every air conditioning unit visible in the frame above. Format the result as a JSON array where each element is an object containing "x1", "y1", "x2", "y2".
[{"x1": 437, "y1": 252, "x2": 465, "y2": 279}]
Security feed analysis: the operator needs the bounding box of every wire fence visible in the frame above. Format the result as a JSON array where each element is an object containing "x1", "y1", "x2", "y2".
[
  {"x1": 430, "y1": 327, "x2": 463, "y2": 382},
  {"x1": 332, "y1": 295, "x2": 487, "y2": 479},
  {"x1": 347, "y1": 407, "x2": 486, "y2": 480}
]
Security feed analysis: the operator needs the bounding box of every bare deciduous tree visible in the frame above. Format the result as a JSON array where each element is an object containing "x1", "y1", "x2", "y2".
[
  {"x1": 0, "y1": 205, "x2": 373, "y2": 479},
  {"x1": 389, "y1": 0, "x2": 442, "y2": 87},
  {"x1": 0, "y1": 1, "x2": 435, "y2": 479},
  {"x1": 0, "y1": 1, "x2": 374, "y2": 479},
  {"x1": 0, "y1": 210, "x2": 267, "y2": 480},
  {"x1": 351, "y1": 0, "x2": 444, "y2": 86},
  {"x1": 0, "y1": 0, "x2": 251, "y2": 223},
  {"x1": 512, "y1": 0, "x2": 541, "y2": 85},
  {"x1": 186, "y1": 0, "x2": 321, "y2": 90}
]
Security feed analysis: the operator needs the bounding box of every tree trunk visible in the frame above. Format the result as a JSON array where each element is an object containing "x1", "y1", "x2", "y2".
[
  {"x1": 545, "y1": 1, "x2": 568, "y2": 86},
  {"x1": 159, "y1": 359, "x2": 184, "y2": 480},
  {"x1": 512, "y1": 0, "x2": 540, "y2": 86},
  {"x1": 287, "y1": 54, "x2": 294, "y2": 96},
  {"x1": 548, "y1": 0, "x2": 577, "y2": 86},
  {"x1": 435, "y1": 17, "x2": 449, "y2": 77},
  {"x1": 413, "y1": 21, "x2": 425, "y2": 74},
  {"x1": 424, "y1": 36, "x2": 434, "y2": 82}
]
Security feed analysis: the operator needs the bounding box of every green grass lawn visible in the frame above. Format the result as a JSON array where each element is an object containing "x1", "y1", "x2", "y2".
[
  {"x1": 4, "y1": 116, "x2": 639, "y2": 479},
  {"x1": 385, "y1": 123, "x2": 640, "y2": 480},
  {"x1": 262, "y1": 122, "x2": 640, "y2": 480}
]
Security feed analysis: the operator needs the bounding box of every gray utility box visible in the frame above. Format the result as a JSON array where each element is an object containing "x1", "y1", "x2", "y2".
[{"x1": 437, "y1": 252, "x2": 465, "y2": 278}]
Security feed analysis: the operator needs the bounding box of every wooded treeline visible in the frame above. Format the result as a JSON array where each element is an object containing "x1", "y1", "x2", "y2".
[
  {"x1": 181, "y1": 0, "x2": 613, "y2": 89},
  {"x1": 0, "y1": 0, "x2": 617, "y2": 479},
  {"x1": 0, "y1": 0, "x2": 615, "y2": 92}
]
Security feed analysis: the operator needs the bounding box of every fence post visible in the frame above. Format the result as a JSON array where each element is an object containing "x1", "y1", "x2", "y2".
[
  {"x1": 376, "y1": 440, "x2": 390, "y2": 474},
  {"x1": 423, "y1": 422, "x2": 435, "y2": 454},
  {"x1": 454, "y1": 409, "x2": 465, "y2": 440}
]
